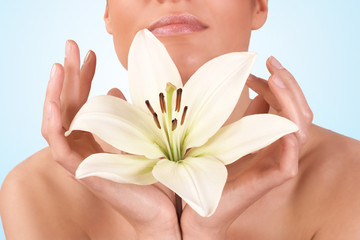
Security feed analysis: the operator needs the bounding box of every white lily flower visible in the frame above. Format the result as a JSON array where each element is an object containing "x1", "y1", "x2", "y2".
[{"x1": 65, "y1": 29, "x2": 298, "y2": 217}]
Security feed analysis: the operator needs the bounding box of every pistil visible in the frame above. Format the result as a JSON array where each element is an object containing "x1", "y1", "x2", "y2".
[{"x1": 165, "y1": 83, "x2": 177, "y2": 160}]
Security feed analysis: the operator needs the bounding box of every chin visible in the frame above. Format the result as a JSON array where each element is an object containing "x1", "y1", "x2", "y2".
[
  {"x1": 173, "y1": 55, "x2": 205, "y2": 83},
  {"x1": 164, "y1": 43, "x2": 218, "y2": 83}
]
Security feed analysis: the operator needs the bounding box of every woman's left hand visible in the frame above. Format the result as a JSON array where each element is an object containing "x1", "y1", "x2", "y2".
[{"x1": 180, "y1": 56, "x2": 313, "y2": 239}]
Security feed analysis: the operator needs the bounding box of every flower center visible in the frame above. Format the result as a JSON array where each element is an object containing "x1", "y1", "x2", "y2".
[{"x1": 145, "y1": 82, "x2": 188, "y2": 162}]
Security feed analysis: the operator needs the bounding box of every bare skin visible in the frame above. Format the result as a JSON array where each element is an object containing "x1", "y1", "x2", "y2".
[
  {"x1": 1, "y1": 0, "x2": 360, "y2": 239},
  {"x1": 1, "y1": 123, "x2": 360, "y2": 239}
]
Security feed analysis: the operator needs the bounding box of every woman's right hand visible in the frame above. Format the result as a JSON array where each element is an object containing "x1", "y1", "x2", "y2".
[{"x1": 41, "y1": 40, "x2": 181, "y2": 240}]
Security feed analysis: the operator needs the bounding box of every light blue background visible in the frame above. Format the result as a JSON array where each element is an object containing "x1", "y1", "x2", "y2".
[{"x1": 0, "y1": 0, "x2": 359, "y2": 238}]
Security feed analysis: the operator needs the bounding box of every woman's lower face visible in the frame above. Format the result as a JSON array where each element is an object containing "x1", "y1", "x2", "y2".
[{"x1": 104, "y1": 0, "x2": 267, "y2": 82}]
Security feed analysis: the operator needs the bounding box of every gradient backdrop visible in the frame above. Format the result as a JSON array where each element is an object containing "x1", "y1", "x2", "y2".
[{"x1": 0, "y1": 0, "x2": 359, "y2": 238}]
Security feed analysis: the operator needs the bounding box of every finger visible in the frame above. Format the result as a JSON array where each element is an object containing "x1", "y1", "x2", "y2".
[
  {"x1": 61, "y1": 40, "x2": 82, "y2": 128},
  {"x1": 41, "y1": 64, "x2": 81, "y2": 174},
  {"x1": 239, "y1": 134, "x2": 299, "y2": 194},
  {"x1": 42, "y1": 63, "x2": 64, "y2": 140},
  {"x1": 243, "y1": 95, "x2": 269, "y2": 116},
  {"x1": 79, "y1": 50, "x2": 96, "y2": 104},
  {"x1": 268, "y1": 76, "x2": 306, "y2": 144},
  {"x1": 266, "y1": 56, "x2": 312, "y2": 112},
  {"x1": 107, "y1": 88, "x2": 127, "y2": 100},
  {"x1": 266, "y1": 57, "x2": 313, "y2": 144},
  {"x1": 246, "y1": 74, "x2": 281, "y2": 111},
  {"x1": 262, "y1": 134, "x2": 299, "y2": 187}
]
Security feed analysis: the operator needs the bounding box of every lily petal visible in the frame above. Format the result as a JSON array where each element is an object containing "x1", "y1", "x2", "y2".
[
  {"x1": 181, "y1": 52, "x2": 257, "y2": 149},
  {"x1": 152, "y1": 156, "x2": 227, "y2": 217},
  {"x1": 189, "y1": 114, "x2": 299, "y2": 165},
  {"x1": 65, "y1": 95, "x2": 165, "y2": 159},
  {"x1": 76, "y1": 153, "x2": 159, "y2": 185},
  {"x1": 128, "y1": 29, "x2": 183, "y2": 113}
]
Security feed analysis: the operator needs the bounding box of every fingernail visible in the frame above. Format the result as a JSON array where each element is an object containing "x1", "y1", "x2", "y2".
[
  {"x1": 272, "y1": 75, "x2": 286, "y2": 89},
  {"x1": 84, "y1": 50, "x2": 91, "y2": 64},
  {"x1": 47, "y1": 102, "x2": 53, "y2": 119},
  {"x1": 65, "y1": 40, "x2": 72, "y2": 59},
  {"x1": 247, "y1": 74, "x2": 255, "y2": 82},
  {"x1": 50, "y1": 64, "x2": 57, "y2": 79},
  {"x1": 270, "y1": 56, "x2": 284, "y2": 70}
]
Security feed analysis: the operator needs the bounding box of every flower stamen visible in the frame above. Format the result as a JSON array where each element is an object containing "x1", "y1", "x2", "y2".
[
  {"x1": 144, "y1": 84, "x2": 188, "y2": 161},
  {"x1": 145, "y1": 100, "x2": 162, "y2": 129},
  {"x1": 181, "y1": 106, "x2": 188, "y2": 125},
  {"x1": 159, "y1": 93, "x2": 166, "y2": 113},
  {"x1": 145, "y1": 100, "x2": 155, "y2": 114},
  {"x1": 153, "y1": 113, "x2": 161, "y2": 129},
  {"x1": 175, "y1": 88, "x2": 183, "y2": 112},
  {"x1": 172, "y1": 119, "x2": 178, "y2": 131}
]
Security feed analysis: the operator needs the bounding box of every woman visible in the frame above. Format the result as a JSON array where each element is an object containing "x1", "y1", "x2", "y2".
[{"x1": 1, "y1": 0, "x2": 360, "y2": 239}]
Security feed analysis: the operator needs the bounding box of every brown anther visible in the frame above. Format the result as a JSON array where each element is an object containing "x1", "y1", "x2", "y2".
[
  {"x1": 172, "y1": 119, "x2": 178, "y2": 131},
  {"x1": 175, "y1": 88, "x2": 183, "y2": 112},
  {"x1": 145, "y1": 100, "x2": 155, "y2": 114},
  {"x1": 153, "y1": 113, "x2": 161, "y2": 129},
  {"x1": 181, "y1": 106, "x2": 188, "y2": 125},
  {"x1": 159, "y1": 93, "x2": 166, "y2": 113}
]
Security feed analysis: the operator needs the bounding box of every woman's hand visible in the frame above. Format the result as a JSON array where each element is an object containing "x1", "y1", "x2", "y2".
[
  {"x1": 41, "y1": 40, "x2": 181, "y2": 240},
  {"x1": 181, "y1": 56, "x2": 313, "y2": 240}
]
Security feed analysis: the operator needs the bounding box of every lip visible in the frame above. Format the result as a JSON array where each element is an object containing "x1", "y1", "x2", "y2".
[{"x1": 148, "y1": 13, "x2": 208, "y2": 37}]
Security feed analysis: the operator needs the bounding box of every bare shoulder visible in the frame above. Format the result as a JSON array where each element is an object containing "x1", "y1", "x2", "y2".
[
  {"x1": 304, "y1": 125, "x2": 360, "y2": 181},
  {"x1": 298, "y1": 125, "x2": 360, "y2": 239},
  {"x1": 0, "y1": 148, "x2": 135, "y2": 240},
  {"x1": 0, "y1": 148, "x2": 90, "y2": 239}
]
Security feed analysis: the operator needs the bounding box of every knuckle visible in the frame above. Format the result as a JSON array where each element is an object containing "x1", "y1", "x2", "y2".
[
  {"x1": 271, "y1": 70, "x2": 295, "y2": 88},
  {"x1": 279, "y1": 69, "x2": 295, "y2": 80},
  {"x1": 297, "y1": 129, "x2": 309, "y2": 146},
  {"x1": 50, "y1": 150, "x2": 65, "y2": 164},
  {"x1": 288, "y1": 139, "x2": 298, "y2": 150},
  {"x1": 285, "y1": 134, "x2": 298, "y2": 148},
  {"x1": 303, "y1": 108, "x2": 314, "y2": 123},
  {"x1": 271, "y1": 72, "x2": 280, "y2": 80},
  {"x1": 51, "y1": 153, "x2": 59, "y2": 162},
  {"x1": 281, "y1": 163, "x2": 298, "y2": 180},
  {"x1": 41, "y1": 126, "x2": 47, "y2": 139},
  {"x1": 286, "y1": 166, "x2": 298, "y2": 179},
  {"x1": 52, "y1": 155, "x2": 63, "y2": 165}
]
